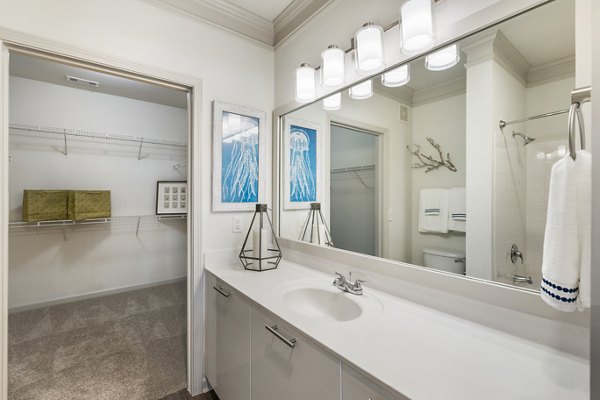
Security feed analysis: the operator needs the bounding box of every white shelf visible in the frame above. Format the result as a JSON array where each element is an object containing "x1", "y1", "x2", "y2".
[
  {"x1": 9, "y1": 215, "x2": 186, "y2": 237},
  {"x1": 9, "y1": 122, "x2": 187, "y2": 160}
]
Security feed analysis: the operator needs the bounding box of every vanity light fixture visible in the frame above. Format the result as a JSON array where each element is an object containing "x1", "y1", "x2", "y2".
[
  {"x1": 401, "y1": 0, "x2": 435, "y2": 53},
  {"x1": 425, "y1": 44, "x2": 460, "y2": 71},
  {"x1": 323, "y1": 92, "x2": 342, "y2": 110},
  {"x1": 321, "y1": 45, "x2": 345, "y2": 88},
  {"x1": 355, "y1": 23, "x2": 385, "y2": 74},
  {"x1": 349, "y1": 80, "x2": 373, "y2": 100},
  {"x1": 295, "y1": 63, "x2": 317, "y2": 103},
  {"x1": 381, "y1": 64, "x2": 410, "y2": 87}
]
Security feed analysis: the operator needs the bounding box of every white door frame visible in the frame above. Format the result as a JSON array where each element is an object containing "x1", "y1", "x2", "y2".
[{"x1": 0, "y1": 29, "x2": 205, "y2": 398}]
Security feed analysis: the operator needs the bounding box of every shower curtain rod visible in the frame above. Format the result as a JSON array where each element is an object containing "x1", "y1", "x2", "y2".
[{"x1": 498, "y1": 108, "x2": 570, "y2": 129}]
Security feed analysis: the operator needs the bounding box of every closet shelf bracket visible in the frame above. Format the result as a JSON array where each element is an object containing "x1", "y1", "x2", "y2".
[
  {"x1": 63, "y1": 129, "x2": 68, "y2": 156},
  {"x1": 137, "y1": 138, "x2": 146, "y2": 160},
  {"x1": 136, "y1": 217, "x2": 141, "y2": 237}
]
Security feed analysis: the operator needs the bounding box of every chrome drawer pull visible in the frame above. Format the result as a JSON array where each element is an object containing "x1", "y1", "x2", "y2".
[
  {"x1": 265, "y1": 324, "x2": 297, "y2": 348},
  {"x1": 213, "y1": 286, "x2": 231, "y2": 298}
]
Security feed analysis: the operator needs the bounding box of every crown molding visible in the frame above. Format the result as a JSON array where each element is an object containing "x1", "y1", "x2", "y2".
[
  {"x1": 143, "y1": 0, "x2": 273, "y2": 45},
  {"x1": 274, "y1": 0, "x2": 336, "y2": 47},
  {"x1": 492, "y1": 30, "x2": 530, "y2": 86},
  {"x1": 374, "y1": 85, "x2": 415, "y2": 107},
  {"x1": 143, "y1": 0, "x2": 334, "y2": 47},
  {"x1": 412, "y1": 76, "x2": 466, "y2": 106},
  {"x1": 462, "y1": 30, "x2": 530, "y2": 86},
  {"x1": 526, "y1": 55, "x2": 575, "y2": 87}
]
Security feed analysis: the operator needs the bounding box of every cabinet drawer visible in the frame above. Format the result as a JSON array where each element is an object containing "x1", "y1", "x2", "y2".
[
  {"x1": 206, "y1": 274, "x2": 251, "y2": 400},
  {"x1": 342, "y1": 363, "x2": 407, "y2": 400},
  {"x1": 251, "y1": 307, "x2": 340, "y2": 400}
]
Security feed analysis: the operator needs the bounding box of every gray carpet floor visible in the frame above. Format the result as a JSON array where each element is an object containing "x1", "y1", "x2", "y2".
[
  {"x1": 160, "y1": 389, "x2": 219, "y2": 400},
  {"x1": 8, "y1": 281, "x2": 188, "y2": 400}
]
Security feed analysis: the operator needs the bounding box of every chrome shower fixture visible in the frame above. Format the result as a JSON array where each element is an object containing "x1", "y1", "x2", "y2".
[{"x1": 512, "y1": 131, "x2": 535, "y2": 145}]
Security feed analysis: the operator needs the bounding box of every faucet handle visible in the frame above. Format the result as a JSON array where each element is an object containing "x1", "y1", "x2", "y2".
[
  {"x1": 334, "y1": 271, "x2": 344, "y2": 279},
  {"x1": 353, "y1": 279, "x2": 366, "y2": 289}
]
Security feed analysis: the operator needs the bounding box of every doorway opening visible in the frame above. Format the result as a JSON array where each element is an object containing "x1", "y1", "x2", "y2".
[
  {"x1": 329, "y1": 122, "x2": 381, "y2": 257},
  {"x1": 6, "y1": 48, "x2": 194, "y2": 400}
]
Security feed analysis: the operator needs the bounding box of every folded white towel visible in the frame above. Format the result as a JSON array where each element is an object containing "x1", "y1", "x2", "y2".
[
  {"x1": 541, "y1": 155, "x2": 579, "y2": 311},
  {"x1": 419, "y1": 189, "x2": 449, "y2": 233},
  {"x1": 575, "y1": 150, "x2": 591, "y2": 310},
  {"x1": 448, "y1": 187, "x2": 466, "y2": 232}
]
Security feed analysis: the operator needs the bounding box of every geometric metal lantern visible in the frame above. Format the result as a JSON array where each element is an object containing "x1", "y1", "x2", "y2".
[
  {"x1": 298, "y1": 202, "x2": 333, "y2": 247},
  {"x1": 239, "y1": 204, "x2": 282, "y2": 272}
]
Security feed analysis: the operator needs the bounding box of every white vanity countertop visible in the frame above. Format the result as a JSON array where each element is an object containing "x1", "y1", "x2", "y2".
[{"x1": 206, "y1": 260, "x2": 589, "y2": 400}]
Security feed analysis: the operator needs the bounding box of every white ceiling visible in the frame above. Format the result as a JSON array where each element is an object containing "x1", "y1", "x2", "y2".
[
  {"x1": 224, "y1": 0, "x2": 294, "y2": 21},
  {"x1": 10, "y1": 53, "x2": 188, "y2": 109},
  {"x1": 497, "y1": 0, "x2": 574, "y2": 66}
]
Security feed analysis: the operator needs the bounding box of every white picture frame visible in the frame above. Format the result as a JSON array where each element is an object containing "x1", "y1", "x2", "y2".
[
  {"x1": 212, "y1": 101, "x2": 267, "y2": 212},
  {"x1": 283, "y1": 117, "x2": 321, "y2": 210},
  {"x1": 156, "y1": 181, "x2": 188, "y2": 214}
]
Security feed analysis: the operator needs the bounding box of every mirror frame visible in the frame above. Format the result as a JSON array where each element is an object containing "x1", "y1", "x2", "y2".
[{"x1": 273, "y1": 0, "x2": 576, "y2": 300}]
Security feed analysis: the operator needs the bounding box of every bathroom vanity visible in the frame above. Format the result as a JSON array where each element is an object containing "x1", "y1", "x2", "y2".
[{"x1": 205, "y1": 254, "x2": 589, "y2": 400}]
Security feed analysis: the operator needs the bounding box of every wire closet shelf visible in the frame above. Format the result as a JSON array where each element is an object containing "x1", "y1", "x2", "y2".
[{"x1": 9, "y1": 122, "x2": 187, "y2": 160}]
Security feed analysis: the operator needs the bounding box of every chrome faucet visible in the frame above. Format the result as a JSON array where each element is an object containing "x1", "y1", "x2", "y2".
[{"x1": 333, "y1": 272, "x2": 365, "y2": 295}]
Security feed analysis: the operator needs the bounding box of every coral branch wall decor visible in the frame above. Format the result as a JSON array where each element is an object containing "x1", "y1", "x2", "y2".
[{"x1": 407, "y1": 137, "x2": 457, "y2": 173}]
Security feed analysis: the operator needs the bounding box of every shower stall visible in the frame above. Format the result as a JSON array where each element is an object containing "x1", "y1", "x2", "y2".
[{"x1": 494, "y1": 81, "x2": 586, "y2": 288}]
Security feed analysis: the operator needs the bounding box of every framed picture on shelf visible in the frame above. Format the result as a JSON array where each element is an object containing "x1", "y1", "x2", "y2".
[
  {"x1": 156, "y1": 181, "x2": 187, "y2": 215},
  {"x1": 283, "y1": 117, "x2": 320, "y2": 210},
  {"x1": 212, "y1": 101, "x2": 267, "y2": 212}
]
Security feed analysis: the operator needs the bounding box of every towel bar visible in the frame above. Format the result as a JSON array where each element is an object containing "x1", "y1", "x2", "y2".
[{"x1": 567, "y1": 86, "x2": 591, "y2": 160}]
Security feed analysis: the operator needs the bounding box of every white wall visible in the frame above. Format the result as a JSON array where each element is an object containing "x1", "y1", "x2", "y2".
[
  {"x1": 0, "y1": 0, "x2": 275, "y2": 255},
  {"x1": 8, "y1": 76, "x2": 188, "y2": 309},
  {"x1": 410, "y1": 93, "x2": 466, "y2": 266},
  {"x1": 1, "y1": 0, "x2": 274, "y2": 393}
]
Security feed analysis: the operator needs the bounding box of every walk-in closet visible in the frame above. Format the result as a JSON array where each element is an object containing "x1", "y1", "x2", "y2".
[{"x1": 7, "y1": 51, "x2": 190, "y2": 400}]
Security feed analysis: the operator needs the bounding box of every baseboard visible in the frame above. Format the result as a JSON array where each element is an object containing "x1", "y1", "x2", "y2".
[{"x1": 8, "y1": 276, "x2": 187, "y2": 313}]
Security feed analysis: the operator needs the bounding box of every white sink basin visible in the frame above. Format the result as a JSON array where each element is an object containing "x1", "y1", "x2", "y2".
[
  {"x1": 275, "y1": 279, "x2": 382, "y2": 322},
  {"x1": 283, "y1": 287, "x2": 362, "y2": 322}
]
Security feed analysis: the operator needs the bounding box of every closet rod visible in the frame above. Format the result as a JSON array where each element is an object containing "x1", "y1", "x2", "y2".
[
  {"x1": 9, "y1": 123, "x2": 187, "y2": 148},
  {"x1": 330, "y1": 164, "x2": 375, "y2": 173},
  {"x1": 498, "y1": 109, "x2": 569, "y2": 129}
]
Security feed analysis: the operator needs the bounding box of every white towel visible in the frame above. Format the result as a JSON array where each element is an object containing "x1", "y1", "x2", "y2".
[
  {"x1": 541, "y1": 155, "x2": 580, "y2": 311},
  {"x1": 575, "y1": 150, "x2": 591, "y2": 310},
  {"x1": 448, "y1": 187, "x2": 466, "y2": 232},
  {"x1": 419, "y1": 188, "x2": 449, "y2": 233}
]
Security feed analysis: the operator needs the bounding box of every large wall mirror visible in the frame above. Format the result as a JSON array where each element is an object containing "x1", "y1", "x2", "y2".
[{"x1": 277, "y1": 0, "x2": 579, "y2": 290}]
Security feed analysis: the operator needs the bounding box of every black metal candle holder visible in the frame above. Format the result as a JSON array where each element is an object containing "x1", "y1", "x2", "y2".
[
  {"x1": 239, "y1": 204, "x2": 282, "y2": 272},
  {"x1": 298, "y1": 202, "x2": 333, "y2": 246}
]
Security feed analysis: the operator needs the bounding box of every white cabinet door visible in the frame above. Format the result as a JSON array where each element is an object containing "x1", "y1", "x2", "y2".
[
  {"x1": 342, "y1": 363, "x2": 407, "y2": 400},
  {"x1": 206, "y1": 273, "x2": 251, "y2": 400},
  {"x1": 251, "y1": 307, "x2": 340, "y2": 400}
]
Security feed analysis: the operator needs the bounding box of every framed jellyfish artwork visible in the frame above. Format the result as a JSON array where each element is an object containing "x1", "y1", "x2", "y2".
[
  {"x1": 283, "y1": 117, "x2": 320, "y2": 210},
  {"x1": 212, "y1": 101, "x2": 267, "y2": 212}
]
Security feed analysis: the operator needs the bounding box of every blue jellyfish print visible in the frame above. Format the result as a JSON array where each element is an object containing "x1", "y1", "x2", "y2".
[
  {"x1": 221, "y1": 112, "x2": 260, "y2": 203},
  {"x1": 289, "y1": 125, "x2": 317, "y2": 202}
]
